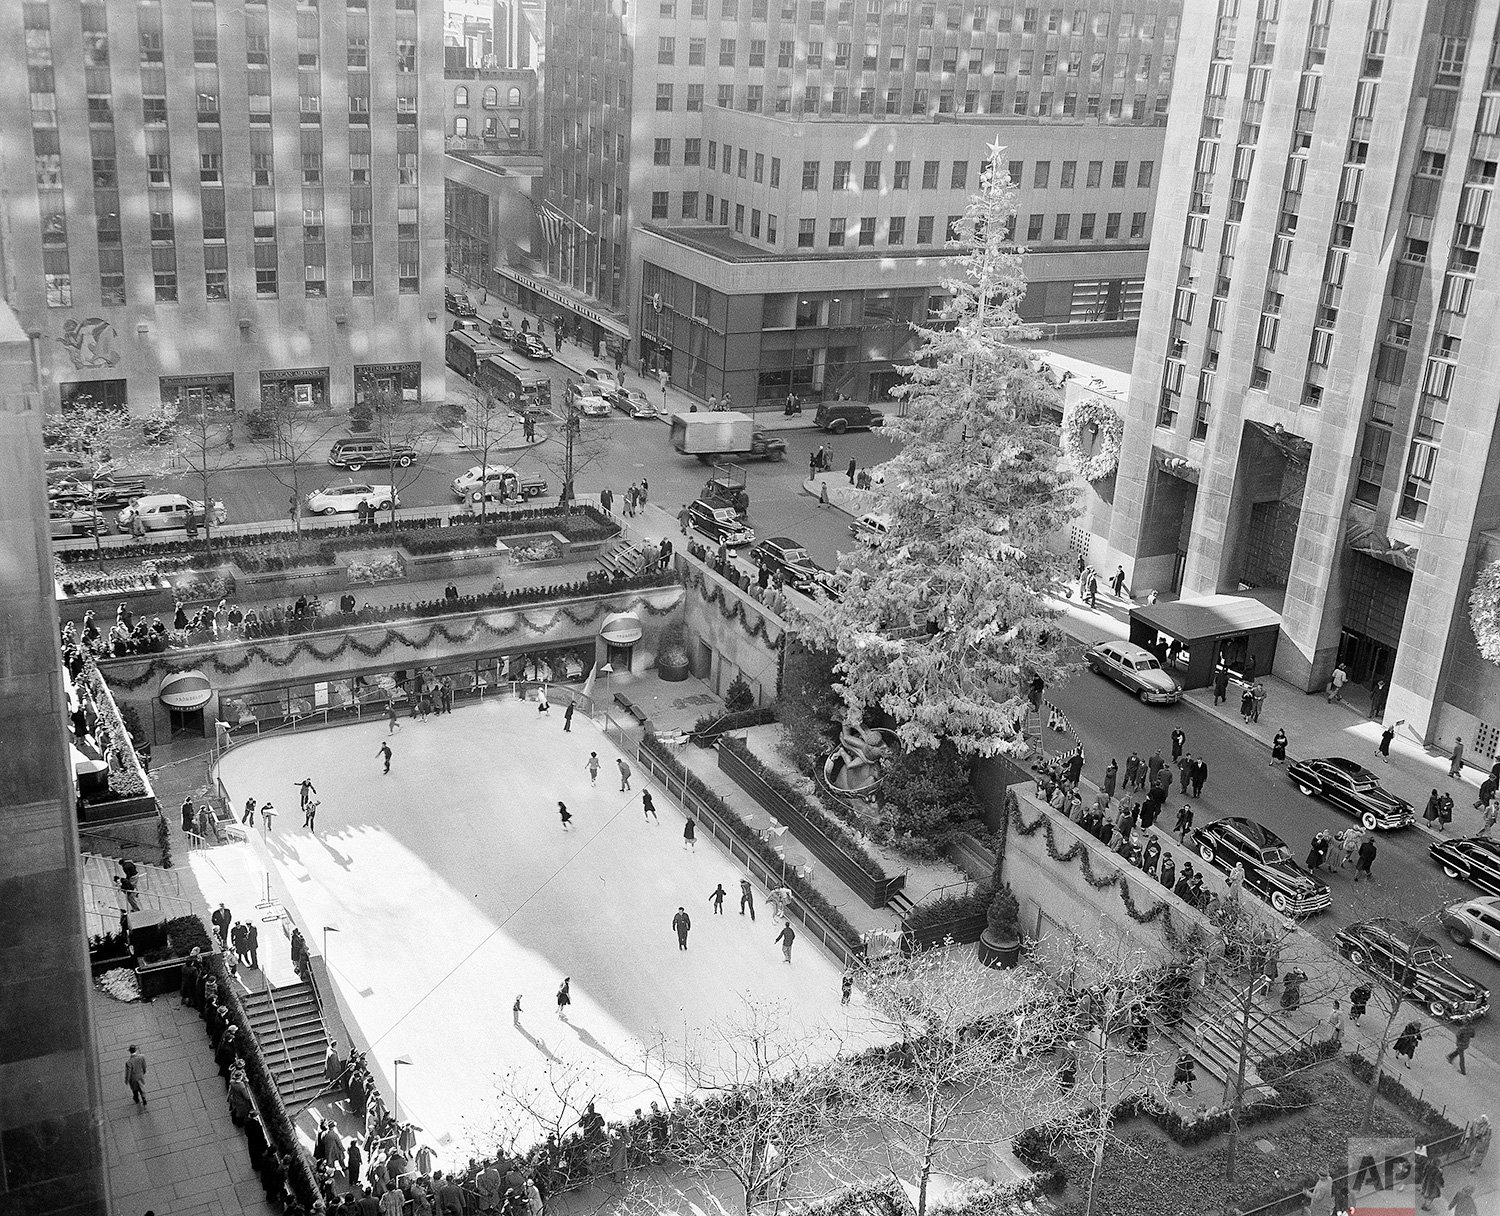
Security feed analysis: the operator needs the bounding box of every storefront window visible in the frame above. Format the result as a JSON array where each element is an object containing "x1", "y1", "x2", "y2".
[
  {"x1": 353, "y1": 362, "x2": 421, "y2": 411},
  {"x1": 261, "y1": 368, "x2": 330, "y2": 411},
  {"x1": 161, "y1": 375, "x2": 234, "y2": 416}
]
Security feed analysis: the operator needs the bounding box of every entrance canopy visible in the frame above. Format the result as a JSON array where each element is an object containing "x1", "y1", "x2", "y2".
[
  {"x1": 1128, "y1": 595, "x2": 1281, "y2": 691},
  {"x1": 599, "y1": 612, "x2": 643, "y2": 645},
  {"x1": 1130, "y1": 595, "x2": 1281, "y2": 642},
  {"x1": 159, "y1": 669, "x2": 212, "y2": 710}
]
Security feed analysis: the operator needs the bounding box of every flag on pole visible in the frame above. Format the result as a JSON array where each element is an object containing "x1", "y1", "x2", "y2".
[{"x1": 533, "y1": 199, "x2": 565, "y2": 253}]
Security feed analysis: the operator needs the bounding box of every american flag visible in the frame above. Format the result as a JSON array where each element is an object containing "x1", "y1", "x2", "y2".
[{"x1": 534, "y1": 199, "x2": 596, "y2": 253}]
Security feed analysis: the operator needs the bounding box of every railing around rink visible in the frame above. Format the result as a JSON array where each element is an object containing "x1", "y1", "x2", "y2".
[{"x1": 599, "y1": 713, "x2": 865, "y2": 970}]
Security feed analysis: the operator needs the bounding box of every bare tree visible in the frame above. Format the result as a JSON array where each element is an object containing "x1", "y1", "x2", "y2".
[
  {"x1": 43, "y1": 399, "x2": 156, "y2": 561},
  {"x1": 453, "y1": 381, "x2": 526, "y2": 520},
  {"x1": 532, "y1": 390, "x2": 610, "y2": 508},
  {"x1": 353, "y1": 381, "x2": 444, "y2": 531},
  {"x1": 246, "y1": 385, "x2": 342, "y2": 537},
  {"x1": 166, "y1": 391, "x2": 237, "y2": 548},
  {"x1": 841, "y1": 945, "x2": 1075, "y2": 1216}
]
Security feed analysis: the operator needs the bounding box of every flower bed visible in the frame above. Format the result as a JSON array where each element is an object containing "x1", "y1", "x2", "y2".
[
  {"x1": 345, "y1": 552, "x2": 405, "y2": 584},
  {"x1": 59, "y1": 563, "x2": 167, "y2": 598},
  {"x1": 511, "y1": 538, "x2": 562, "y2": 563},
  {"x1": 80, "y1": 657, "x2": 153, "y2": 799}
]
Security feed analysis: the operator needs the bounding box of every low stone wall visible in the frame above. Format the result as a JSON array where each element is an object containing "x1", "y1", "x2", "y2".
[{"x1": 674, "y1": 550, "x2": 786, "y2": 704}]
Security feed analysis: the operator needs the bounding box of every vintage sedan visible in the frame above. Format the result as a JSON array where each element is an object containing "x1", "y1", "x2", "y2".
[
  {"x1": 612, "y1": 389, "x2": 661, "y2": 419},
  {"x1": 687, "y1": 499, "x2": 755, "y2": 547},
  {"x1": 305, "y1": 482, "x2": 397, "y2": 515},
  {"x1": 583, "y1": 366, "x2": 620, "y2": 396},
  {"x1": 49, "y1": 506, "x2": 108, "y2": 538},
  {"x1": 511, "y1": 331, "x2": 552, "y2": 360},
  {"x1": 749, "y1": 536, "x2": 835, "y2": 595},
  {"x1": 1441, "y1": 896, "x2": 1500, "y2": 965},
  {"x1": 1082, "y1": 640, "x2": 1183, "y2": 704},
  {"x1": 1286, "y1": 756, "x2": 1416, "y2": 830},
  {"x1": 49, "y1": 473, "x2": 149, "y2": 509},
  {"x1": 1430, "y1": 836, "x2": 1500, "y2": 896},
  {"x1": 1334, "y1": 917, "x2": 1489, "y2": 1022},
  {"x1": 1191, "y1": 816, "x2": 1331, "y2": 916}
]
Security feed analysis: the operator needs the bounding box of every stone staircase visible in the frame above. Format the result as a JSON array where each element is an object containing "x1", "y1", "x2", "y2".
[
  {"x1": 241, "y1": 983, "x2": 332, "y2": 1110},
  {"x1": 598, "y1": 540, "x2": 650, "y2": 577},
  {"x1": 1149, "y1": 975, "x2": 1308, "y2": 1095},
  {"x1": 81, "y1": 852, "x2": 194, "y2": 939}
]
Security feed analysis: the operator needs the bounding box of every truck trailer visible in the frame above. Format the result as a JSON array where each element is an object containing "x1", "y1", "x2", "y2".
[{"x1": 668, "y1": 411, "x2": 787, "y2": 462}]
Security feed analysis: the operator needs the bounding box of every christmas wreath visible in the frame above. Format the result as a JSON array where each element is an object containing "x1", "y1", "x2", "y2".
[
  {"x1": 1469, "y1": 558, "x2": 1500, "y2": 664},
  {"x1": 1061, "y1": 396, "x2": 1124, "y2": 482}
]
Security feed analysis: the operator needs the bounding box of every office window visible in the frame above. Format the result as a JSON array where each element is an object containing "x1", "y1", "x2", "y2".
[
  {"x1": 755, "y1": 153, "x2": 765, "y2": 183},
  {"x1": 657, "y1": 84, "x2": 674, "y2": 110},
  {"x1": 1130, "y1": 211, "x2": 1146, "y2": 238},
  {"x1": 718, "y1": 85, "x2": 734, "y2": 108},
  {"x1": 829, "y1": 218, "x2": 846, "y2": 246},
  {"x1": 1137, "y1": 161, "x2": 1154, "y2": 188},
  {"x1": 751, "y1": 39, "x2": 766, "y2": 66},
  {"x1": 947, "y1": 215, "x2": 962, "y2": 241},
  {"x1": 860, "y1": 88, "x2": 875, "y2": 113},
  {"x1": 747, "y1": 85, "x2": 764, "y2": 112},
  {"x1": 779, "y1": 40, "x2": 794, "y2": 67},
  {"x1": 771, "y1": 158, "x2": 781, "y2": 187},
  {"x1": 1080, "y1": 212, "x2": 1095, "y2": 238},
  {"x1": 834, "y1": 161, "x2": 851, "y2": 190},
  {"x1": 889, "y1": 216, "x2": 907, "y2": 244},
  {"x1": 1034, "y1": 161, "x2": 1050, "y2": 188},
  {"x1": 798, "y1": 218, "x2": 816, "y2": 247},
  {"x1": 1061, "y1": 161, "x2": 1076, "y2": 188},
  {"x1": 720, "y1": 38, "x2": 736, "y2": 66},
  {"x1": 1105, "y1": 212, "x2": 1120, "y2": 238},
  {"x1": 654, "y1": 138, "x2": 671, "y2": 165},
  {"x1": 767, "y1": 214, "x2": 777, "y2": 243},
  {"x1": 684, "y1": 138, "x2": 701, "y2": 165},
  {"x1": 950, "y1": 161, "x2": 968, "y2": 189},
  {"x1": 802, "y1": 160, "x2": 820, "y2": 190},
  {"x1": 1026, "y1": 214, "x2": 1044, "y2": 241},
  {"x1": 1112, "y1": 160, "x2": 1128, "y2": 187},
  {"x1": 658, "y1": 37, "x2": 675, "y2": 64},
  {"x1": 894, "y1": 161, "x2": 911, "y2": 189},
  {"x1": 1054, "y1": 213, "x2": 1070, "y2": 240},
  {"x1": 917, "y1": 215, "x2": 935, "y2": 243},
  {"x1": 1013, "y1": 91, "x2": 1029, "y2": 114},
  {"x1": 751, "y1": 209, "x2": 761, "y2": 238},
  {"x1": 831, "y1": 88, "x2": 848, "y2": 113},
  {"x1": 886, "y1": 89, "x2": 902, "y2": 113},
  {"x1": 738, "y1": 148, "x2": 748, "y2": 177},
  {"x1": 922, "y1": 160, "x2": 940, "y2": 189},
  {"x1": 859, "y1": 217, "x2": 876, "y2": 245},
  {"x1": 689, "y1": 37, "x2": 705, "y2": 65},
  {"x1": 651, "y1": 191, "x2": 669, "y2": 219},
  {"x1": 144, "y1": 97, "x2": 167, "y2": 124},
  {"x1": 864, "y1": 161, "x2": 881, "y2": 190},
  {"x1": 204, "y1": 245, "x2": 228, "y2": 300},
  {"x1": 912, "y1": 88, "x2": 928, "y2": 112},
  {"x1": 777, "y1": 85, "x2": 792, "y2": 112},
  {"x1": 1087, "y1": 160, "x2": 1102, "y2": 186},
  {"x1": 735, "y1": 205, "x2": 745, "y2": 233},
  {"x1": 687, "y1": 84, "x2": 703, "y2": 111}
]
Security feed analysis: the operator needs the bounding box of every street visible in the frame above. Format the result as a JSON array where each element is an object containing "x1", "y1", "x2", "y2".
[{"x1": 1047, "y1": 667, "x2": 1500, "y2": 1054}]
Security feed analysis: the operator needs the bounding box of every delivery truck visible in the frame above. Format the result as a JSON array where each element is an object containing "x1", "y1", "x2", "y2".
[{"x1": 668, "y1": 411, "x2": 787, "y2": 462}]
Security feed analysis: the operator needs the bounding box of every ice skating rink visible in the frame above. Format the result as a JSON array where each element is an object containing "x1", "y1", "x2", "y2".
[{"x1": 216, "y1": 700, "x2": 880, "y2": 1158}]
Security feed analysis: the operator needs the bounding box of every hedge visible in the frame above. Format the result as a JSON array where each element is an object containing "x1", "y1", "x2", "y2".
[
  {"x1": 690, "y1": 704, "x2": 779, "y2": 744},
  {"x1": 639, "y1": 734, "x2": 865, "y2": 950},
  {"x1": 717, "y1": 735, "x2": 892, "y2": 881},
  {"x1": 204, "y1": 947, "x2": 319, "y2": 1209},
  {"x1": 58, "y1": 506, "x2": 619, "y2": 569},
  {"x1": 900, "y1": 885, "x2": 994, "y2": 937}
]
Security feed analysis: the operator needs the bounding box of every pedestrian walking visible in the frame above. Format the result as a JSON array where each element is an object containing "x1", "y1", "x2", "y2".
[
  {"x1": 1450, "y1": 737, "x2": 1465, "y2": 777},
  {"x1": 1327, "y1": 662, "x2": 1348, "y2": 703},
  {"x1": 1124, "y1": 753, "x2": 1141, "y2": 791},
  {"x1": 1170, "y1": 728, "x2": 1186, "y2": 761},
  {"x1": 1306, "y1": 832, "x2": 1331, "y2": 871},
  {"x1": 774, "y1": 922, "x2": 795, "y2": 963},
  {"x1": 1085, "y1": 570, "x2": 1098, "y2": 608},
  {"x1": 1354, "y1": 835, "x2": 1377, "y2": 881},
  {"x1": 1110, "y1": 565, "x2": 1126, "y2": 597},
  {"x1": 1173, "y1": 804, "x2": 1194, "y2": 841},
  {"x1": 1461, "y1": 1115, "x2": 1491, "y2": 1172},
  {"x1": 1103, "y1": 759, "x2": 1118, "y2": 799},
  {"x1": 211, "y1": 901, "x2": 232, "y2": 947},
  {"x1": 1191, "y1": 757, "x2": 1208, "y2": 798},
  {"x1": 585, "y1": 752, "x2": 600, "y2": 785},
  {"x1": 1448, "y1": 1183, "x2": 1479, "y2": 1216},
  {"x1": 678, "y1": 503, "x2": 691, "y2": 534},
  {"x1": 1268, "y1": 728, "x2": 1289, "y2": 768},
  {"x1": 1377, "y1": 723, "x2": 1396, "y2": 761},
  {"x1": 1418, "y1": 1151, "x2": 1444, "y2": 1211},
  {"x1": 563, "y1": 702, "x2": 574, "y2": 732},
  {"x1": 617, "y1": 758, "x2": 632, "y2": 791},
  {"x1": 739, "y1": 878, "x2": 756, "y2": 919},
  {"x1": 1349, "y1": 983, "x2": 1371, "y2": 1023},
  {"x1": 377, "y1": 742, "x2": 392, "y2": 773},
  {"x1": 1167, "y1": 1049, "x2": 1196, "y2": 1094},
  {"x1": 672, "y1": 907, "x2": 692, "y2": 950},
  {"x1": 1212, "y1": 665, "x2": 1230, "y2": 706},
  {"x1": 846, "y1": 457, "x2": 857, "y2": 484},
  {"x1": 642, "y1": 789, "x2": 659, "y2": 822},
  {"x1": 709, "y1": 883, "x2": 727, "y2": 913},
  {"x1": 1240, "y1": 685, "x2": 1256, "y2": 722},
  {"x1": 1394, "y1": 1020, "x2": 1423, "y2": 1066},
  {"x1": 537, "y1": 685, "x2": 550, "y2": 713},
  {"x1": 1447, "y1": 1024, "x2": 1475, "y2": 1074},
  {"x1": 558, "y1": 801, "x2": 573, "y2": 831},
  {"x1": 1251, "y1": 681, "x2": 1266, "y2": 722},
  {"x1": 1424, "y1": 789, "x2": 1443, "y2": 827},
  {"x1": 683, "y1": 818, "x2": 696, "y2": 851},
  {"x1": 1147, "y1": 749, "x2": 1164, "y2": 785},
  {"x1": 124, "y1": 1044, "x2": 149, "y2": 1106},
  {"x1": 387, "y1": 702, "x2": 401, "y2": 733},
  {"x1": 818, "y1": 480, "x2": 830, "y2": 508},
  {"x1": 556, "y1": 978, "x2": 571, "y2": 1020}
]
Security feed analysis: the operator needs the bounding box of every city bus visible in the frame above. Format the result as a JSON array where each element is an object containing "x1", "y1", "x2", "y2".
[
  {"x1": 445, "y1": 330, "x2": 504, "y2": 380},
  {"x1": 476, "y1": 352, "x2": 553, "y2": 416}
]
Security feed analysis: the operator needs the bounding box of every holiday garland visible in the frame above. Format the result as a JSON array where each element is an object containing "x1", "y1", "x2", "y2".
[
  {"x1": 1060, "y1": 396, "x2": 1125, "y2": 482},
  {"x1": 1469, "y1": 558, "x2": 1500, "y2": 665},
  {"x1": 677, "y1": 562, "x2": 787, "y2": 646},
  {"x1": 99, "y1": 591, "x2": 683, "y2": 690},
  {"x1": 1007, "y1": 796, "x2": 1198, "y2": 951}
]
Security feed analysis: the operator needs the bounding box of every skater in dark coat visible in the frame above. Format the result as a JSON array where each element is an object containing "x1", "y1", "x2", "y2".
[
  {"x1": 563, "y1": 702, "x2": 574, "y2": 732},
  {"x1": 377, "y1": 742, "x2": 392, "y2": 773},
  {"x1": 683, "y1": 818, "x2": 696, "y2": 851},
  {"x1": 556, "y1": 978, "x2": 571, "y2": 1020},
  {"x1": 739, "y1": 878, "x2": 756, "y2": 919},
  {"x1": 709, "y1": 884, "x2": 727, "y2": 914},
  {"x1": 672, "y1": 907, "x2": 691, "y2": 950},
  {"x1": 641, "y1": 790, "x2": 659, "y2": 822},
  {"x1": 558, "y1": 801, "x2": 573, "y2": 831}
]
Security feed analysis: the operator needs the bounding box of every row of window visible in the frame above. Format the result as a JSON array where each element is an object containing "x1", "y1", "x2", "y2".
[
  {"x1": 651, "y1": 81, "x2": 1168, "y2": 119},
  {"x1": 654, "y1": 36, "x2": 1174, "y2": 80},
  {"x1": 452, "y1": 116, "x2": 525, "y2": 140},
  {"x1": 649, "y1": 0, "x2": 1173, "y2": 39},
  {"x1": 452, "y1": 86, "x2": 526, "y2": 108}
]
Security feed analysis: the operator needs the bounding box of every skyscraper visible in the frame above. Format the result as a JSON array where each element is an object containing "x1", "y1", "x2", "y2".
[
  {"x1": 1111, "y1": 0, "x2": 1500, "y2": 742},
  {"x1": 530, "y1": 0, "x2": 1181, "y2": 403},
  {"x1": 2, "y1": 0, "x2": 446, "y2": 419}
]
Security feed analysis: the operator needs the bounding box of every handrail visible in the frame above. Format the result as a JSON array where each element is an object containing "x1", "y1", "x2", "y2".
[
  {"x1": 82, "y1": 877, "x2": 194, "y2": 919},
  {"x1": 81, "y1": 849, "x2": 181, "y2": 895},
  {"x1": 259, "y1": 982, "x2": 297, "y2": 1094}
]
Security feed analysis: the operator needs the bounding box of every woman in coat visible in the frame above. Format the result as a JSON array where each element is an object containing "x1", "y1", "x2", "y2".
[{"x1": 1394, "y1": 1021, "x2": 1424, "y2": 1066}]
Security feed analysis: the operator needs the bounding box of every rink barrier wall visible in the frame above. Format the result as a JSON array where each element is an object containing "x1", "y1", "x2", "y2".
[{"x1": 619, "y1": 726, "x2": 866, "y2": 967}]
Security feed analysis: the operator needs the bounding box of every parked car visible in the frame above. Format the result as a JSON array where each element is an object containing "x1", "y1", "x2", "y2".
[
  {"x1": 583, "y1": 366, "x2": 620, "y2": 396},
  {"x1": 327, "y1": 437, "x2": 418, "y2": 471},
  {"x1": 305, "y1": 482, "x2": 397, "y2": 515},
  {"x1": 1285, "y1": 756, "x2": 1416, "y2": 831},
  {"x1": 450, "y1": 317, "x2": 485, "y2": 337},
  {"x1": 48, "y1": 506, "x2": 107, "y2": 538},
  {"x1": 512, "y1": 331, "x2": 552, "y2": 360},
  {"x1": 49, "y1": 473, "x2": 149, "y2": 509},
  {"x1": 1082, "y1": 640, "x2": 1183, "y2": 704},
  {"x1": 1430, "y1": 836, "x2": 1500, "y2": 895},
  {"x1": 1190, "y1": 816, "x2": 1331, "y2": 917},
  {"x1": 849, "y1": 512, "x2": 891, "y2": 543},
  {"x1": 445, "y1": 288, "x2": 476, "y2": 317},
  {"x1": 465, "y1": 473, "x2": 550, "y2": 505},
  {"x1": 1334, "y1": 917, "x2": 1489, "y2": 1022},
  {"x1": 749, "y1": 536, "x2": 833, "y2": 595},
  {"x1": 1441, "y1": 895, "x2": 1500, "y2": 964},
  {"x1": 687, "y1": 499, "x2": 755, "y2": 546},
  {"x1": 612, "y1": 389, "x2": 661, "y2": 419},
  {"x1": 116, "y1": 494, "x2": 206, "y2": 533},
  {"x1": 487, "y1": 317, "x2": 515, "y2": 343},
  {"x1": 452, "y1": 464, "x2": 520, "y2": 498},
  {"x1": 564, "y1": 381, "x2": 611, "y2": 416},
  {"x1": 814, "y1": 401, "x2": 884, "y2": 434}
]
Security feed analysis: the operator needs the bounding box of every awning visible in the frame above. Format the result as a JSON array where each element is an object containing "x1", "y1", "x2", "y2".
[
  {"x1": 494, "y1": 267, "x2": 632, "y2": 340},
  {"x1": 1130, "y1": 595, "x2": 1282, "y2": 643},
  {"x1": 599, "y1": 612, "x2": 643, "y2": 645},
  {"x1": 159, "y1": 670, "x2": 212, "y2": 710}
]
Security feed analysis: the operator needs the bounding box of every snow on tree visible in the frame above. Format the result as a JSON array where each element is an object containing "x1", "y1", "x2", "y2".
[{"x1": 795, "y1": 141, "x2": 1077, "y2": 756}]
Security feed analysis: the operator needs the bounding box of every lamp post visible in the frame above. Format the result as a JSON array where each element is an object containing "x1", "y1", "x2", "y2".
[
  {"x1": 393, "y1": 1055, "x2": 412, "y2": 1127},
  {"x1": 600, "y1": 662, "x2": 613, "y2": 708},
  {"x1": 323, "y1": 924, "x2": 339, "y2": 960}
]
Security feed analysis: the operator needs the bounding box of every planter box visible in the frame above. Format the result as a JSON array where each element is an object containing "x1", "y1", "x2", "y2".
[
  {"x1": 498, "y1": 531, "x2": 574, "y2": 569},
  {"x1": 79, "y1": 793, "x2": 159, "y2": 824},
  {"x1": 90, "y1": 953, "x2": 134, "y2": 977},
  {"x1": 337, "y1": 550, "x2": 408, "y2": 587},
  {"x1": 134, "y1": 956, "x2": 187, "y2": 999},
  {"x1": 904, "y1": 912, "x2": 990, "y2": 951},
  {"x1": 228, "y1": 563, "x2": 346, "y2": 600}
]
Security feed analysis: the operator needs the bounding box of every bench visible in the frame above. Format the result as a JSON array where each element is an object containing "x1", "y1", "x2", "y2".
[{"x1": 613, "y1": 692, "x2": 651, "y2": 730}]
